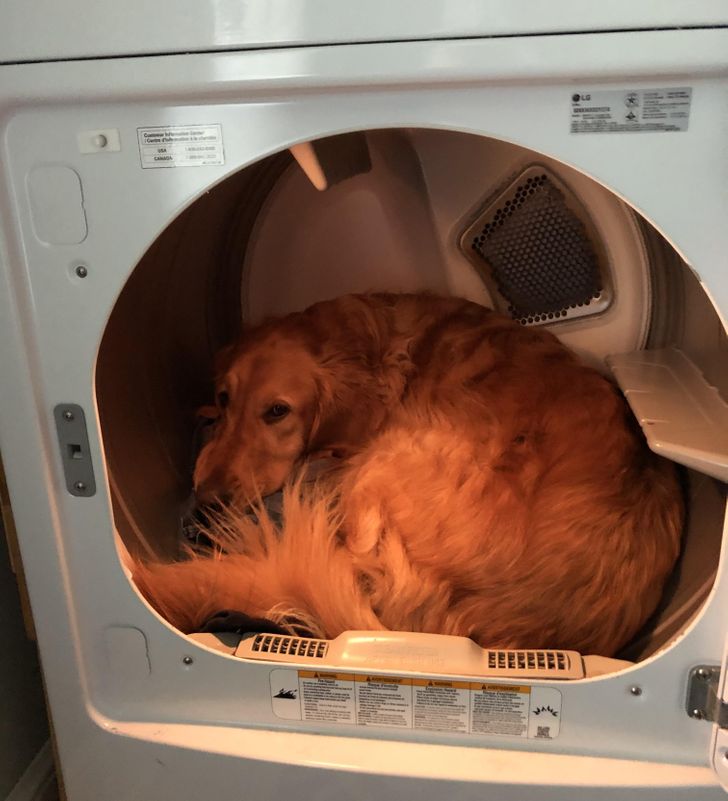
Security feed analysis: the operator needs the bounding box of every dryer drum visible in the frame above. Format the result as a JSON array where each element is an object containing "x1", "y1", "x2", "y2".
[{"x1": 96, "y1": 129, "x2": 726, "y2": 670}]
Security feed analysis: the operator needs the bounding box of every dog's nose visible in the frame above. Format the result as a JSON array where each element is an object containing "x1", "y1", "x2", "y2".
[{"x1": 194, "y1": 478, "x2": 233, "y2": 507}]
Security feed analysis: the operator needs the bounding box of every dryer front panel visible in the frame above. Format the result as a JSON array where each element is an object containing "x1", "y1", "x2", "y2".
[{"x1": 0, "y1": 29, "x2": 727, "y2": 800}]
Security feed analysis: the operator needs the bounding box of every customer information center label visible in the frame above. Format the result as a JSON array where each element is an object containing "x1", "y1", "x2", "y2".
[
  {"x1": 570, "y1": 88, "x2": 691, "y2": 133},
  {"x1": 137, "y1": 124, "x2": 225, "y2": 168},
  {"x1": 269, "y1": 670, "x2": 562, "y2": 739}
]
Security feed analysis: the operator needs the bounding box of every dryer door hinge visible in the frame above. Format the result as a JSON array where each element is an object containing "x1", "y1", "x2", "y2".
[{"x1": 686, "y1": 665, "x2": 728, "y2": 727}]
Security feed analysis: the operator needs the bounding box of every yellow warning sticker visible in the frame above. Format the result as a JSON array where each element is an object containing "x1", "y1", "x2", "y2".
[
  {"x1": 470, "y1": 683, "x2": 531, "y2": 737},
  {"x1": 413, "y1": 679, "x2": 471, "y2": 732},
  {"x1": 472, "y1": 684, "x2": 531, "y2": 694},
  {"x1": 355, "y1": 675, "x2": 413, "y2": 727},
  {"x1": 298, "y1": 670, "x2": 356, "y2": 681},
  {"x1": 269, "y1": 670, "x2": 561, "y2": 738},
  {"x1": 355, "y1": 674, "x2": 411, "y2": 684},
  {"x1": 297, "y1": 670, "x2": 356, "y2": 723},
  {"x1": 412, "y1": 678, "x2": 470, "y2": 690}
]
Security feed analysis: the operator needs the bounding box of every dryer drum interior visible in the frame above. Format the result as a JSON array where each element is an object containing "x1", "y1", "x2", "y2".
[{"x1": 96, "y1": 128, "x2": 727, "y2": 667}]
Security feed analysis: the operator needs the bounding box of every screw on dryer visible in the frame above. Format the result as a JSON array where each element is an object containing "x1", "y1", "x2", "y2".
[{"x1": 75, "y1": 265, "x2": 88, "y2": 278}]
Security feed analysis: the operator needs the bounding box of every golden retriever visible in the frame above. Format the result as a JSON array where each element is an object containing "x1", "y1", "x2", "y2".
[{"x1": 134, "y1": 293, "x2": 683, "y2": 656}]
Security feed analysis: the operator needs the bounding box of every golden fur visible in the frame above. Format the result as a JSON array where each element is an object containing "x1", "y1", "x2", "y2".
[{"x1": 134, "y1": 293, "x2": 683, "y2": 656}]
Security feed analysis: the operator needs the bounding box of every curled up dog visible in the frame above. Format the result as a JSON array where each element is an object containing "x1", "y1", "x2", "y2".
[{"x1": 133, "y1": 293, "x2": 683, "y2": 656}]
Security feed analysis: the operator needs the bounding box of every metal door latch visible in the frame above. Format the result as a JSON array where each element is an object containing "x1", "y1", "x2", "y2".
[
  {"x1": 686, "y1": 665, "x2": 728, "y2": 727},
  {"x1": 54, "y1": 404, "x2": 96, "y2": 497}
]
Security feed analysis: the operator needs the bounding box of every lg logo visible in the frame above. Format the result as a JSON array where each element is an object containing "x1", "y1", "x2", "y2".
[{"x1": 572, "y1": 93, "x2": 591, "y2": 103}]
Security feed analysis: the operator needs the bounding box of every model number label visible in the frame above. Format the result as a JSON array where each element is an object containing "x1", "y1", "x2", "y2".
[
  {"x1": 137, "y1": 124, "x2": 225, "y2": 168},
  {"x1": 570, "y1": 88, "x2": 692, "y2": 134}
]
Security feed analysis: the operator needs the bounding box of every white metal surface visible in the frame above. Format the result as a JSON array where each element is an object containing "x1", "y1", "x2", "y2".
[
  {"x1": 609, "y1": 349, "x2": 728, "y2": 482},
  {"x1": 0, "y1": 21, "x2": 726, "y2": 801},
  {"x1": 713, "y1": 637, "x2": 728, "y2": 790},
  {"x1": 0, "y1": 0, "x2": 726, "y2": 64}
]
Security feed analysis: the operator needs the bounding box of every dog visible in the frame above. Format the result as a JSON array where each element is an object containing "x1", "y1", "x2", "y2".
[{"x1": 134, "y1": 293, "x2": 683, "y2": 656}]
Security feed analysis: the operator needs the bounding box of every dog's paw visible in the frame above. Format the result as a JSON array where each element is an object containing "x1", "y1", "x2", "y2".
[{"x1": 345, "y1": 505, "x2": 385, "y2": 555}]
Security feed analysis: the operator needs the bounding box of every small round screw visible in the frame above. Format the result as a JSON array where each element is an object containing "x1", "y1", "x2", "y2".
[
  {"x1": 73, "y1": 481, "x2": 86, "y2": 492},
  {"x1": 62, "y1": 410, "x2": 75, "y2": 421},
  {"x1": 182, "y1": 656, "x2": 194, "y2": 666},
  {"x1": 75, "y1": 265, "x2": 88, "y2": 278},
  {"x1": 691, "y1": 708, "x2": 705, "y2": 720},
  {"x1": 629, "y1": 686, "x2": 642, "y2": 697},
  {"x1": 697, "y1": 667, "x2": 711, "y2": 679}
]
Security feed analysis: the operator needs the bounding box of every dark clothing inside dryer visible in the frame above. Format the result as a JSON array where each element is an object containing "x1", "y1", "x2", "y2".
[
  {"x1": 181, "y1": 456, "x2": 340, "y2": 547},
  {"x1": 200, "y1": 610, "x2": 289, "y2": 636},
  {"x1": 182, "y1": 413, "x2": 339, "y2": 546}
]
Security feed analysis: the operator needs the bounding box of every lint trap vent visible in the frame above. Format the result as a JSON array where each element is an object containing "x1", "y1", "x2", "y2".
[
  {"x1": 485, "y1": 649, "x2": 571, "y2": 673},
  {"x1": 234, "y1": 631, "x2": 585, "y2": 679},
  {"x1": 239, "y1": 633, "x2": 329, "y2": 661},
  {"x1": 459, "y1": 165, "x2": 613, "y2": 326}
]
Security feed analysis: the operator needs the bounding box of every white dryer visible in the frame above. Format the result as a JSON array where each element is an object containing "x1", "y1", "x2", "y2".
[{"x1": 1, "y1": 3, "x2": 727, "y2": 799}]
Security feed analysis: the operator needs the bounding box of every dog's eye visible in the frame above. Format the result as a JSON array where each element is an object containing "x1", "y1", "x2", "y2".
[
  {"x1": 216, "y1": 390, "x2": 229, "y2": 409},
  {"x1": 263, "y1": 403, "x2": 291, "y2": 423}
]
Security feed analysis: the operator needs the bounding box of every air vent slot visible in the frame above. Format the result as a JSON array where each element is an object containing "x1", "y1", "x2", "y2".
[
  {"x1": 239, "y1": 633, "x2": 329, "y2": 661},
  {"x1": 485, "y1": 649, "x2": 572, "y2": 674}
]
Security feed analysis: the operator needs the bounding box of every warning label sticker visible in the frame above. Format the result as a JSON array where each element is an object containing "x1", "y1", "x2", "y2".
[
  {"x1": 298, "y1": 671, "x2": 356, "y2": 723},
  {"x1": 570, "y1": 88, "x2": 691, "y2": 134},
  {"x1": 413, "y1": 679, "x2": 470, "y2": 733},
  {"x1": 470, "y1": 683, "x2": 531, "y2": 737},
  {"x1": 137, "y1": 124, "x2": 225, "y2": 168},
  {"x1": 356, "y1": 675, "x2": 412, "y2": 728},
  {"x1": 270, "y1": 670, "x2": 562, "y2": 739}
]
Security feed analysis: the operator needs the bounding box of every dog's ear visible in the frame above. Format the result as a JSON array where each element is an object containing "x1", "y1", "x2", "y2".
[
  {"x1": 302, "y1": 296, "x2": 396, "y2": 455},
  {"x1": 305, "y1": 295, "x2": 387, "y2": 368},
  {"x1": 306, "y1": 370, "x2": 337, "y2": 453},
  {"x1": 307, "y1": 361, "x2": 392, "y2": 458}
]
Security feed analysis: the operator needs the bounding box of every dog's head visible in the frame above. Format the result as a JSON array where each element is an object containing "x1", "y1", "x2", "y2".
[
  {"x1": 193, "y1": 331, "x2": 326, "y2": 503},
  {"x1": 193, "y1": 297, "x2": 406, "y2": 505}
]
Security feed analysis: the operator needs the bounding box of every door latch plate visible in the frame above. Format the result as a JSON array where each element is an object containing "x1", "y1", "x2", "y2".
[
  {"x1": 686, "y1": 665, "x2": 728, "y2": 727},
  {"x1": 54, "y1": 404, "x2": 96, "y2": 497}
]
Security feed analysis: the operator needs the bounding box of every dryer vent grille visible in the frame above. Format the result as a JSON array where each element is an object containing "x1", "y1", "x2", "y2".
[
  {"x1": 460, "y1": 165, "x2": 612, "y2": 326},
  {"x1": 485, "y1": 649, "x2": 571, "y2": 674},
  {"x1": 244, "y1": 633, "x2": 329, "y2": 660}
]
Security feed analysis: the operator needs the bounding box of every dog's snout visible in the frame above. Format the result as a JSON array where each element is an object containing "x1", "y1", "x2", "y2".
[
  {"x1": 194, "y1": 478, "x2": 233, "y2": 506},
  {"x1": 193, "y1": 448, "x2": 234, "y2": 504}
]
